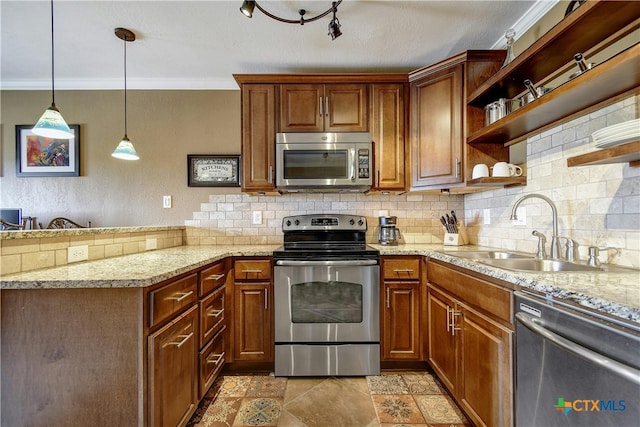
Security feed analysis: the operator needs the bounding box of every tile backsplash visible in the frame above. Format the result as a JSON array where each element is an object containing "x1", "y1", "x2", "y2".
[
  {"x1": 184, "y1": 192, "x2": 464, "y2": 247},
  {"x1": 465, "y1": 95, "x2": 639, "y2": 269}
]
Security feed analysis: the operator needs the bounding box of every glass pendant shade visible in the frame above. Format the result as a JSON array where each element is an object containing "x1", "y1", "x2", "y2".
[
  {"x1": 33, "y1": 104, "x2": 74, "y2": 139},
  {"x1": 112, "y1": 136, "x2": 139, "y2": 160}
]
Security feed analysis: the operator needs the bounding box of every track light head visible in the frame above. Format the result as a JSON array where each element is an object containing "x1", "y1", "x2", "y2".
[{"x1": 240, "y1": 1, "x2": 255, "y2": 18}]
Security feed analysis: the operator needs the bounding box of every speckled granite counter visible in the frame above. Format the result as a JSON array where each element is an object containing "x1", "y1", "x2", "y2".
[
  {"x1": 2, "y1": 243, "x2": 638, "y2": 324},
  {"x1": 0, "y1": 245, "x2": 279, "y2": 289}
]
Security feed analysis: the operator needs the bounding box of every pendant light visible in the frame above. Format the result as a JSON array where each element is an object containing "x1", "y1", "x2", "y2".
[
  {"x1": 112, "y1": 27, "x2": 139, "y2": 161},
  {"x1": 32, "y1": 0, "x2": 73, "y2": 139}
]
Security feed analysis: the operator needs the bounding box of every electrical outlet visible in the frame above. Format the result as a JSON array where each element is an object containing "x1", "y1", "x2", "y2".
[
  {"x1": 252, "y1": 211, "x2": 262, "y2": 225},
  {"x1": 512, "y1": 207, "x2": 527, "y2": 226},
  {"x1": 68, "y1": 245, "x2": 88, "y2": 263},
  {"x1": 163, "y1": 195, "x2": 172, "y2": 209},
  {"x1": 146, "y1": 238, "x2": 157, "y2": 250},
  {"x1": 483, "y1": 209, "x2": 491, "y2": 225}
]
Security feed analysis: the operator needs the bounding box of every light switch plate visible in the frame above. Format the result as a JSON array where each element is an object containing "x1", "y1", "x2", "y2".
[
  {"x1": 252, "y1": 211, "x2": 262, "y2": 225},
  {"x1": 163, "y1": 196, "x2": 172, "y2": 208},
  {"x1": 483, "y1": 209, "x2": 491, "y2": 225}
]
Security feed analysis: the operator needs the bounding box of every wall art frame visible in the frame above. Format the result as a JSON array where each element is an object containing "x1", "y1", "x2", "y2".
[
  {"x1": 187, "y1": 154, "x2": 241, "y2": 187},
  {"x1": 15, "y1": 124, "x2": 81, "y2": 177}
]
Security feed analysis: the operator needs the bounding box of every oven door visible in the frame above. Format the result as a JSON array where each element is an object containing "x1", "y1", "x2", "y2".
[{"x1": 274, "y1": 259, "x2": 380, "y2": 343}]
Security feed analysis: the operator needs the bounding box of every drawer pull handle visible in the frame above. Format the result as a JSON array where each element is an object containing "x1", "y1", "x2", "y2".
[
  {"x1": 393, "y1": 269, "x2": 414, "y2": 273},
  {"x1": 167, "y1": 332, "x2": 194, "y2": 348},
  {"x1": 241, "y1": 269, "x2": 263, "y2": 274},
  {"x1": 204, "y1": 274, "x2": 225, "y2": 281},
  {"x1": 207, "y1": 308, "x2": 224, "y2": 318},
  {"x1": 168, "y1": 290, "x2": 194, "y2": 302},
  {"x1": 206, "y1": 352, "x2": 225, "y2": 365}
]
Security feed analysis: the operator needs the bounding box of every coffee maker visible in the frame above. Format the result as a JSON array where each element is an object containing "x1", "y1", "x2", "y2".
[{"x1": 378, "y1": 216, "x2": 402, "y2": 245}]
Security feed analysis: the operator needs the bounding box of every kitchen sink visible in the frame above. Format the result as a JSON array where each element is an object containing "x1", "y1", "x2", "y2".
[
  {"x1": 478, "y1": 258, "x2": 603, "y2": 272},
  {"x1": 445, "y1": 250, "x2": 534, "y2": 260}
]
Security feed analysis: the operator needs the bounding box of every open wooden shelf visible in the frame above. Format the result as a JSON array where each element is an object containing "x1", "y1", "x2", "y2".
[
  {"x1": 468, "y1": 1, "x2": 640, "y2": 107},
  {"x1": 467, "y1": 43, "x2": 640, "y2": 145},
  {"x1": 466, "y1": 176, "x2": 527, "y2": 187},
  {"x1": 567, "y1": 141, "x2": 640, "y2": 167}
]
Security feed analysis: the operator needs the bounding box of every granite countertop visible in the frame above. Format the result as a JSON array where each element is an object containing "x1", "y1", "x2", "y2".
[{"x1": 2, "y1": 243, "x2": 638, "y2": 325}]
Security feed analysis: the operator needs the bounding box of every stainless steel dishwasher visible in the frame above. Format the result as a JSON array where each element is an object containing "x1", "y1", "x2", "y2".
[{"x1": 514, "y1": 290, "x2": 640, "y2": 427}]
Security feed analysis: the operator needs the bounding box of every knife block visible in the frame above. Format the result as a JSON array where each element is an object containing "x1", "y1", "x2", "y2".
[{"x1": 443, "y1": 223, "x2": 469, "y2": 246}]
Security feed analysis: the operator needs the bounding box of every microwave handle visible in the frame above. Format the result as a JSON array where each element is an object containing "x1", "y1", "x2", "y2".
[{"x1": 349, "y1": 148, "x2": 356, "y2": 182}]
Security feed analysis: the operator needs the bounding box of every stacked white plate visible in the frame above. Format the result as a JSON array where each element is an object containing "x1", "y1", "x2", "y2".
[{"x1": 592, "y1": 118, "x2": 640, "y2": 148}]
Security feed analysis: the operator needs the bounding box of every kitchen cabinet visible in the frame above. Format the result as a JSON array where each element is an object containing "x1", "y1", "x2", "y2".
[
  {"x1": 148, "y1": 305, "x2": 199, "y2": 427},
  {"x1": 409, "y1": 51, "x2": 507, "y2": 191},
  {"x1": 371, "y1": 83, "x2": 408, "y2": 191},
  {"x1": 240, "y1": 84, "x2": 277, "y2": 194},
  {"x1": 380, "y1": 256, "x2": 425, "y2": 361},
  {"x1": 197, "y1": 260, "x2": 229, "y2": 398},
  {"x1": 280, "y1": 83, "x2": 368, "y2": 132},
  {"x1": 231, "y1": 257, "x2": 273, "y2": 363},
  {"x1": 466, "y1": 0, "x2": 640, "y2": 146},
  {"x1": 427, "y1": 259, "x2": 514, "y2": 427}
]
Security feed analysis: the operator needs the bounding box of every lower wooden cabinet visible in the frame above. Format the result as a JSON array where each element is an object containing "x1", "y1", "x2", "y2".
[
  {"x1": 199, "y1": 326, "x2": 226, "y2": 397},
  {"x1": 381, "y1": 256, "x2": 425, "y2": 361},
  {"x1": 231, "y1": 257, "x2": 274, "y2": 363},
  {"x1": 148, "y1": 305, "x2": 199, "y2": 427},
  {"x1": 427, "y1": 259, "x2": 514, "y2": 427}
]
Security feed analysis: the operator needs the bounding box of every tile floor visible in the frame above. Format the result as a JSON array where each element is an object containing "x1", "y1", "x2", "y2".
[{"x1": 187, "y1": 371, "x2": 471, "y2": 427}]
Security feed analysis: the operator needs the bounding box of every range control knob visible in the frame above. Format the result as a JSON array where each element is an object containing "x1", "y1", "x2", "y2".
[
  {"x1": 285, "y1": 220, "x2": 291, "y2": 227},
  {"x1": 294, "y1": 219, "x2": 300, "y2": 225},
  {"x1": 358, "y1": 219, "x2": 364, "y2": 226},
  {"x1": 349, "y1": 219, "x2": 355, "y2": 225}
]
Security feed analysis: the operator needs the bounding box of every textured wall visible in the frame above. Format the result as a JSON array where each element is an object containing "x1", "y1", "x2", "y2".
[{"x1": 0, "y1": 90, "x2": 240, "y2": 227}]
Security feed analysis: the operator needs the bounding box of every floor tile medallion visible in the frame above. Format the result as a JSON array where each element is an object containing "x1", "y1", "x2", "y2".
[
  {"x1": 366, "y1": 374, "x2": 410, "y2": 395},
  {"x1": 414, "y1": 394, "x2": 467, "y2": 424},
  {"x1": 371, "y1": 394, "x2": 426, "y2": 424},
  {"x1": 233, "y1": 398, "x2": 282, "y2": 426}
]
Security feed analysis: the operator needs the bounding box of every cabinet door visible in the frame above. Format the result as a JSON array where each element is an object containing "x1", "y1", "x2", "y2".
[
  {"x1": 241, "y1": 84, "x2": 276, "y2": 192},
  {"x1": 280, "y1": 84, "x2": 324, "y2": 132},
  {"x1": 382, "y1": 281, "x2": 420, "y2": 360},
  {"x1": 233, "y1": 283, "x2": 273, "y2": 361},
  {"x1": 411, "y1": 64, "x2": 463, "y2": 188},
  {"x1": 459, "y1": 306, "x2": 513, "y2": 427},
  {"x1": 324, "y1": 84, "x2": 368, "y2": 132},
  {"x1": 148, "y1": 305, "x2": 198, "y2": 427},
  {"x1": 372, "y1": 83, "x2": 406, "y2": 191},
  {"x1": 427, "y1": 286, "x2": 459, "y2": 394},
  {"x1": 280, "y1": 83, "x2": 368, "y2": 132}
]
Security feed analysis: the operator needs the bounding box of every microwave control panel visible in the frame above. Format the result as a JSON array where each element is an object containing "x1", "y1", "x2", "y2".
[{"x1": 358, "y1": 149, "x2": 370, "y2": 179}]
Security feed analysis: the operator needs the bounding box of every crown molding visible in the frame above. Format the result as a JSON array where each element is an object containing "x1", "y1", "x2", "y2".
[{"x1": 491, "y1": 0, "x2": 560, "y2": 49}]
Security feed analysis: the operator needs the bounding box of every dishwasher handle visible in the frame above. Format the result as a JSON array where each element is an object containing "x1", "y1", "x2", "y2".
[
  {"x1": 516, "y1": 312, "x2": 640, "y2": 386},
  {"x1": 275, "y1": 259, "x2": 378, "y2": 267}
]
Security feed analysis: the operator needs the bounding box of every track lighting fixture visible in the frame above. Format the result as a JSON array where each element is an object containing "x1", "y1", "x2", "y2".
[
  {"x1": 33, "y1": 0, "x2": 73, "y2": 139},
  {"x1": 111, "y1": 27, "x2": 139, "y2": 161},
  {"x1": 240, "y1": 0, "x2": 343, "y2": 39}
]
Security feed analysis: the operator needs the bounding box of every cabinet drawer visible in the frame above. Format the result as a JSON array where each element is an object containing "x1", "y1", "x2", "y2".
[
  {"x1": 200, "y1": 261, "x2": 227, "y2": 296},
  {"x1": 428, "y1": 260, "x2": 512, "y2": 324},
  {"x1": 149, "y1": 274, "x2": 198, "y2": 328},
  {"x1": 383, "y1": 258, "x2": 421, "y2": 280},
  {"x1": 199, "y1": 326, "x2": 226, "y2": 399},
  {"x1": 199, "y1": 285, "x2": 225, "y2": 347},
  {"x1": 234, "y1": 259, "x2": 272, "y2": 281}
]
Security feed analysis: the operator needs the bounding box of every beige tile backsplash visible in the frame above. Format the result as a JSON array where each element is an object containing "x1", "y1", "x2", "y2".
[{"x1": 466, "y1": 95, "x2": 639, "y2": 269}]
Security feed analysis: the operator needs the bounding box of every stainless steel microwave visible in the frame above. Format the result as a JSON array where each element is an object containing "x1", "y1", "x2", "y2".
[{"x1": 276, "y1": 132, "x2": 373, "y2": 192}]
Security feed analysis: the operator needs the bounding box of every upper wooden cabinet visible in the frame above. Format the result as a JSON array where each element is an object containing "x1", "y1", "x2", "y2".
[
  {"x1": 240, "y1": 84, "x2": 277, "y2": 194},
  {"x1": 409, "y1": 51, "x2": 506, "y2": 191},
  {"x1": 371, "y1": 83, "x2": 408, "y2": 191},
  {"x1": 280, "y1": 83, "x2": 369, "y2": 132}
]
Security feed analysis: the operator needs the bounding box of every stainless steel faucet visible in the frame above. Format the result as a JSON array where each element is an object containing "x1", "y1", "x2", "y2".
[{"x1": 510, "y1": 193, "x2": 562, "y2": 260}]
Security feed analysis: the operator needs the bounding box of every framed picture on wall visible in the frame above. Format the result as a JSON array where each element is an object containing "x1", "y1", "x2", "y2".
[
  {"x1": 15, "y1": 125, "x2": 81, "y2": 177},
  {"x1": 188, "y1": 154, "x2": 241, "y2": 187}
]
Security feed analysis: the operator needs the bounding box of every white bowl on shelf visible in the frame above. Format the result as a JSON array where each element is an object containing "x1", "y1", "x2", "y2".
[{"x1": 592, "y1": 118, "x2": 640, "y2": 148}]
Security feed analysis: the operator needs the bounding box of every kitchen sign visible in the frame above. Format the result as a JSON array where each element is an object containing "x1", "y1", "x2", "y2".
[{"x1": 187, "y1": 155, "x2": 240, "y2": 187}]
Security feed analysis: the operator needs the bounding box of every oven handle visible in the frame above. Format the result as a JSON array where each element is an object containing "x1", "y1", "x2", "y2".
[
  {"x1": 516, "y1": 312, "x2": 640, "y2": 385},
  {"x1": 275, "y1": 259, "x2": 378, "y2": 267}
]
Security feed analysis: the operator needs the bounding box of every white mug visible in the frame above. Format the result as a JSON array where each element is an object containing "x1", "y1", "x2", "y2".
[
  {"x1": 491, "y1": 162, "x2": 523, "y2": 177},
  {"x1": 472, "y1": 163, "x2": 489, "y2": 179}
]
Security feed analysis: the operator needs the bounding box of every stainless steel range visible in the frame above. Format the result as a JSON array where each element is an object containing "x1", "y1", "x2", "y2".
[{"x1": 273, "y1": 214, "x2": 380, "y2": 377}]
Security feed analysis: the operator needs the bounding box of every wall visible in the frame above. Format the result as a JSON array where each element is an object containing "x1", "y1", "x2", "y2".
[
  {"x1": 0, "y1": 90, "x2": 240, "y2": 227},
  {"x1": 465, "y1": 95, "x2": 639, "y2": 269}
]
